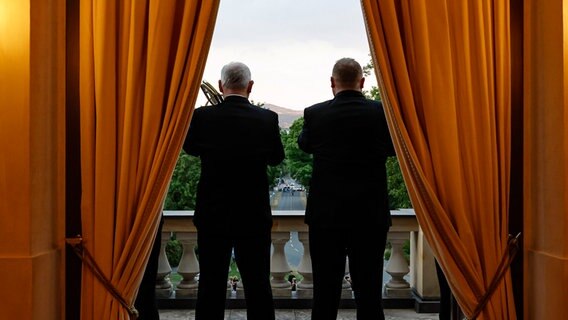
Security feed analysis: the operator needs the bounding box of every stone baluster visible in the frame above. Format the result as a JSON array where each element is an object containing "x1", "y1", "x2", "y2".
[
  {"x1": 384, "y1": 231, "x2": 412, "y2": 298},
  {"x1": 341, "y1": 257, "x2": 353, "y2": 298},
  {"x1": 271, "y1": 232, "x2": 292, "y2": 296},
  {"x1": 343, "y1": 257, "x2": 351, "y2": 288},
  {"x1": 155, "y1": 231, "x2": 173, "y2": 298},
  {"x1": 175, "y1": 232, "x2": 199, "y2": 297},
  {"x1": 296, "y1": 231, "x2": 313, "y2": 298}
]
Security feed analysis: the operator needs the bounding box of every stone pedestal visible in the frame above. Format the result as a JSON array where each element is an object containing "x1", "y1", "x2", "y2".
[
  {"x1": 341, "y1": 288, "x2": 354, "y2": 299},
  {"x1": 384, "y1": 232, "x2": 412, "y2": 298},
  {"x1": 295, "y1": 287, "x2": 314, "y2": 299},
  {"x1": 175, "y1": 232, "x2": 199, "y2": 297},
  {"x1": 296, "y1": 232, "x2": 313, "y2": 289},
  {"x1": 227, "y1": 287, "x2": 246, "y2": 299},
  {"x1": 272, "y1": 288, "x2": 293, "y2": 297},
  {"x1": 156, "y1": 232, "x2": 173, "y2": 298},
  {"x1": 271, "y1": 232, "x2": 292, "y2": 290}
]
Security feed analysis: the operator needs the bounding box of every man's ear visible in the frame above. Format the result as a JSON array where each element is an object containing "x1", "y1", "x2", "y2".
[
  {"x1": 330, "y1": 77, "x2": 338, "y2": 96},
  {"x1": 359, "y1": 77, "x2": 365, "y2": 90},
  {"x1": 218, "y1": 80, "x2": 224, "y2": 93},
  {"x1": 247, "y1": 80, "x2": 254, "y2": 93}
]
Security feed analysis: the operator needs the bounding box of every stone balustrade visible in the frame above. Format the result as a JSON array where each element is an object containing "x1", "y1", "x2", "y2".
[{"x1": 158, "y1": 209, "x2": 440, "y2": 311}]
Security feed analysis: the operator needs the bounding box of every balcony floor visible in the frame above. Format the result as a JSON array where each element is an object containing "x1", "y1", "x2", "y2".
[{"x1": 159, "y1": 309, "x2": 440, "y2": 319}]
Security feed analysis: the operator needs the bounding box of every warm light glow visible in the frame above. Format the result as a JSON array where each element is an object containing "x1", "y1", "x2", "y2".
[
  {"x1": 0, "y1": 0, "x2": 28, "y2": 54},
  {"x1": 565, "y1": 0, "x2": 568, "y2": 56},
  {"x1": 565, "y1": 0, "x2": 568, "y2": 67},
  {"x1": 0, "y1": 0, "x2": 29, "y2": 124},
  {"x1": 564, "y1": 0, "x2": 568, "y2": 158},
  {"x1": 0, "y1": 1, "x2": 9, "y2": 46}
]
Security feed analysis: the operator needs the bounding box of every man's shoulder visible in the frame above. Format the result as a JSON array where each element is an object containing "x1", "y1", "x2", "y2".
[
  {"x1": 242, "y1": 105, "x2": 279, "y2": 125},
  {"x1": 346, "y1": 97, "x2": 384, "y2": 112},
  {"x1": 339, "y1": 93, "x2": 382, "y2": 107},
  {"x1": 190, "y1": 105, "x2": 227, "y2": 124},
  {"x1": 363, "y1": 99, "x2": 384, "y2": 112},
  {"x1": 364, "y1": 98, "x2": 383, "y2": 107},
  {"x1": 304, "y1": 97, "x2": 383, "y2": 114},
  {"x1": 193, "y1": 105, "x2": 211, "y2": 115},
  {"x1": 195, "y1": 102, "x2": 278, "y2": 117},
  {"x1": 230, "y1": 104, "x2": 277, "y2": 124},
  {"x1": 305, "y1": 99, "x2": 334, "y2": 113},
  {"x1": 256, "y1": 105, "x2": 278, "y2": 117}
]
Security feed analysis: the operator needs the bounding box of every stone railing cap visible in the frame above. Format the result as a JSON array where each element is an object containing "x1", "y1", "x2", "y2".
[{"x1": 162, "y1": 209, "x2": 415, "y2": 217}]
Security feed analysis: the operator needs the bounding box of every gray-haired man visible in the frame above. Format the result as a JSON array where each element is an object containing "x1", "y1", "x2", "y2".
[{"x1": 184, "y1": 62, "x2": 285, "y2": 320}]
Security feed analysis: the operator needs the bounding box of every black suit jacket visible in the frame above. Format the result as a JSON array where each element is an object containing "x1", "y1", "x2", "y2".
[
  {"x1": 298, "y1": 90, "x2": 395, "y2": 230},
  {"x1": 183, "y1": 96, "x2": 285, "y2": 233}
]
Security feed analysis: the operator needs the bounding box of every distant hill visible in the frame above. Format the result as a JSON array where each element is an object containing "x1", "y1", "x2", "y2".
[{"x1": 263, "y1": 103, "x2": 303, "y2": 128}]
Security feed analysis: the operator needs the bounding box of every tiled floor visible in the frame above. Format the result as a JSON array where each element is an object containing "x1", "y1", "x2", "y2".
[{"x1": 159, "y1": 309, "x2": 440, "y2": 319}]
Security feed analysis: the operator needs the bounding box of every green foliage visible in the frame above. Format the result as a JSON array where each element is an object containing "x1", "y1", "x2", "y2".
[
  {"x1": 363, "y1": 58, "x2": 382, "y2": 101},
  {"x1": 278, "y1": 117, "x2": 412, "y2": 209},
  {"x1": 286, "y1": 270, "x2": 304, "y2": 282},
  {"x1": 282, "y1": 118, "x2": 313, "y2": 188},
  {"x1": 164, "y1": 152, "x2": 201, "y2": 210},
  {"x1": 403, "y1": 239, "x2": 410, "y2": 259},
  {"x1": 165, "y1": 238, "x2": 182, "y2": 267},
  {"x1": 229, "y1": 258, "x2": 240, "y2": 278},
  {"x1": 267, "y1": 151, "x2": 286, "y2": 188},
  {"x1": 386, "y1": 158, "x2": 412, "y2": 209},
  {"x1": 250, "y1": 100, "x2": 265, "y2": 107},
  {"x1": 363, "y1": 56, "x2": 411, "y2": 209},
  {"x1": 168, "y1": 272, "x2": 183, "y2": 288},
  {"x1": 165, "y1": 57, "x2": 411, "y2": 209},
  {"x1": 363, "y1": 58, "x2": 374, "y2": 77},
  {"x1": 364, "y1": 86, "x2": 382, "y2": 101},
  {"x1": 383, "y1": 240, "x2": 411, "y2": 263},
  {"x1": 280, "y1": 115, "x2": 412, "y2": 209},
  {"x1": 384, "y1": 246, "x2": 390, "y2": 260}
]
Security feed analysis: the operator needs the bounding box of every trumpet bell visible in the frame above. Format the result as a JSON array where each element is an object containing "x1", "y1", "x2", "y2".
[{"x1": 200, "y1": 81, "x2": 224, "y2": 106}]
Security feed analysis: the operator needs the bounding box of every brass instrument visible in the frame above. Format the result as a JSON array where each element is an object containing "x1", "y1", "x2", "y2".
[{"x1": 200, "y1": 81, "x2": 224, "y2": 106}]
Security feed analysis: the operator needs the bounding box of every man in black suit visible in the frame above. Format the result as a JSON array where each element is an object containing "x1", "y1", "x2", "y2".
[
  {"x1": 298, "y1": 58, "x2": 396, "y2": 320},
  {"x1": 183, "y1": 62, "x2": 285, "y2": 320}
]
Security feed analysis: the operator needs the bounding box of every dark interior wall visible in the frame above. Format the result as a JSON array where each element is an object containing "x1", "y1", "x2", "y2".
[
  {"x1": 509, "y1": 1, "x2": 524, "y2": 318},
  {"x1": 65, "y1": 0, "x2": 82, "y2": 319}
]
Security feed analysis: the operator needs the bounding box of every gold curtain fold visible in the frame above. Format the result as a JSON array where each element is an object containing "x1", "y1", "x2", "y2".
[
  {"x1": 79, "y1": 1, "x2": 219, "y2": 318},
  {"x1": 361, "y1": 1, "x2": 516, "y2": 319}
]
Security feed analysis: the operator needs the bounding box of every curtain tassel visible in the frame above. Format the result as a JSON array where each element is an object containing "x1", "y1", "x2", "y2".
[
  {"x1": 470, "y1": 232, "x2": 522, "y2": 319},
  {"x1": 66, "y1": 236, "x2": 139, "y2": 319}
]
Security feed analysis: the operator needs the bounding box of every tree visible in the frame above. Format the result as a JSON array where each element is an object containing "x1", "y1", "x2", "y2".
[
  {"x1": 282, "y1": 118, "x2": 312, "y2": 189},
  {"x1": 165, "y1": 139, "x2": 283, "y2": 210},
  {"x1": 267, "y1": 148, "x2": 286, "y2": 189},
  {"x1": 250, "y1": 100, "x2": 265, "y2": 108},
  {"x1": 386, "y1": 157, "x2": 412, "y2": 209},
  {"x1": 164, "y1": 151, "x2": 201, "y2": 210},
  {"x1": 164, "y1": 56, "x2": 411, "y2": 209},
  {"x1": 363, "y1": 60, "x2": 382, "y2": 101},
  {"x1": 363, "y1": 57, "x2": 412, "y2": 209}
]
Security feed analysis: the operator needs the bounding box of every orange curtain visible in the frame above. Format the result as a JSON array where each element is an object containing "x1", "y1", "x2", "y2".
[
  {"x1": 78, "y1": 1, "x2": 219, "y2": 318},
  {"x1": 361, "y1": 1, "x2": 516, "y2": 319}
]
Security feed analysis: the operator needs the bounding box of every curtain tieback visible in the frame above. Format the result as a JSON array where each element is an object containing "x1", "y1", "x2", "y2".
[
  {"x1": 66, "y1": 236, "x2": 139, "y2": 319},
  {"x1": 470, "y1": 232, "x2": 521, "y2": 319}
]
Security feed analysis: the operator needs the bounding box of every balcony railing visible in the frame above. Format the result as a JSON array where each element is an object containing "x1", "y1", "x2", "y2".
[{"x1": 157, "y1": 209, "x2": 440, "y2": 313}]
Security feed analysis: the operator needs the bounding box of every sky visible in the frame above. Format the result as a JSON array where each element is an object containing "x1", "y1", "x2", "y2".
[{"x1": 196, "y1": 0, "x2": 377, "y2": 111}]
